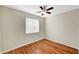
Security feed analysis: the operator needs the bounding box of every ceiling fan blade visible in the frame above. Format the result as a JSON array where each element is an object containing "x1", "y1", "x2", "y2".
[
  {"x1": 36, "y1": 11, "x2": 43, "y2": 13},
  {"x1": 47, "y1": 7, "x2": 54, "y2": 11},
  {"x1": 46, "y1": 12, "x2": 51, "y2": 14},
  {"x1": 40, "y1": 6, "x2": 43, "y2": 10}
]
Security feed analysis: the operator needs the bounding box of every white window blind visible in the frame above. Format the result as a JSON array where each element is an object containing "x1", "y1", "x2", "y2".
[{"x1": 25, "y1": 18, "x2": 39, "y2": 34}]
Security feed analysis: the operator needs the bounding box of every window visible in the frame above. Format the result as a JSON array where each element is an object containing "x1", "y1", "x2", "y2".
[{"x1": 25, "y1": 18, "x2": 39, "y2": 34}]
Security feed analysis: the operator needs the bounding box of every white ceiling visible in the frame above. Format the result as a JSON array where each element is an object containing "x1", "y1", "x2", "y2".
[{"x1": 3, "y1": 5, "x2": 79, "y2": 18}]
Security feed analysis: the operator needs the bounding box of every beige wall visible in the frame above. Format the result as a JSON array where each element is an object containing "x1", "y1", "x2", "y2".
[
  {"x1": 78, "y1": 12, "x2": 79, "y2": 50},
  {"x1": 0, "y1": 6, "x2": 46, "y2": 51},
  {"x1": 46, "y1": 9, "x2": 79, "y2": 49},
  {"x1": 0, "y1": 6, "x2": 2, "y2": 51}
]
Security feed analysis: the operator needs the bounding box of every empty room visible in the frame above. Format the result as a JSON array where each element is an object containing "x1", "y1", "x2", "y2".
[{"x1": 0, "y1": 5, "x2": 79, "y2": 54}]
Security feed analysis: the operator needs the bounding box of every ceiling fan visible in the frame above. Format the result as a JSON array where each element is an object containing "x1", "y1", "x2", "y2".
[{"x1": 36, "y1": 5, "x2": 54, "y2": 16}]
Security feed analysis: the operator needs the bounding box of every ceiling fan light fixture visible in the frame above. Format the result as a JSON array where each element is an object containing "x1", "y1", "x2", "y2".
[{"x1": 36, "y1": 5, "x2": 54, "y2": 16}]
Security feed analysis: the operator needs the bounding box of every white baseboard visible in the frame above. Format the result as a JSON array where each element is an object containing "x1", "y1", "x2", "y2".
[
  {"x1": 48, "y1": 39, "x2": 78, "y2": 50},
  {"x1": 1, "y1": 38, "x2": 78, "y2": 54},
  {"x1": 1, "y1": 38, "x2": 45, "y2": 54}
]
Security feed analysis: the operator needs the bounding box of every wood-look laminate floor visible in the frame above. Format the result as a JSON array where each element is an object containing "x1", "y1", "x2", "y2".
[{"x1": 4, "y1": 39, "x2": 78, "y2": 54}]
